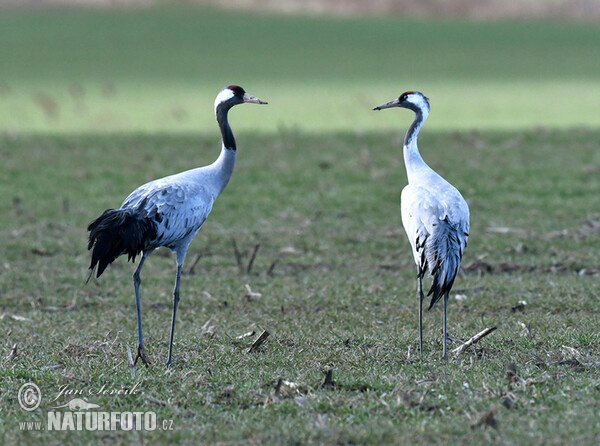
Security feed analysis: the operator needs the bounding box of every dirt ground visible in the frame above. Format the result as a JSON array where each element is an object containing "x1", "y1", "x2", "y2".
[{"x1": 2, "y1": 0, "x2": 599, "y2": 21}]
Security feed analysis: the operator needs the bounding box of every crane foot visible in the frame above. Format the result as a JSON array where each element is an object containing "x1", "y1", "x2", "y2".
[{"x1": 134, "y1": 344, "x2": 151, "y2": 367}]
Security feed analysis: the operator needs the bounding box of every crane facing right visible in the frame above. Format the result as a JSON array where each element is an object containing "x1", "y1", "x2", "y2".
[{"x1": 373, "y1": 91, "x2": 470, "y2": 359}]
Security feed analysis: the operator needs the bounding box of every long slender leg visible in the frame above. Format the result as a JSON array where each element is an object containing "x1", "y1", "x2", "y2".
[
  {"x1": 442, "y1": 291, "x2": 449, "y2": 359},
  {"x1": 418, "y1": 276, "x2": 424, "y2": 358},
  {"x1": 166, "y1": 263, "x2": 183, "y2": 368},
  {"x1": 133, "y1": 250, "x2": 152, "y2": 367}
]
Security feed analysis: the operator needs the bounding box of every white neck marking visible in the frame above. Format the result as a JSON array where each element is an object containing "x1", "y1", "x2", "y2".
[{"x1": 214, "y1": 88, "x2": 235, "y2": 113}]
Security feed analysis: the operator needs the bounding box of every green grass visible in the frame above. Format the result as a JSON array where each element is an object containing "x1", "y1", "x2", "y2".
[
  {"x1": 2, "y1": 4, "x2": 600, "y2": 444},
  {"x1": 1, "y1": 128, "x2": 600, "y2": 443},
  {"x1": 0, "y1": 6, "x2": 599, "y2": 132}
]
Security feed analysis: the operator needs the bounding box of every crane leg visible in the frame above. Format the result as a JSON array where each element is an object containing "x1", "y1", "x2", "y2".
[
  {"x1": 442, "y1": 291, "x2": 449, "y2": 359},
  {"x1": 133, "y1": 251, "x2": 152, "y2": 367},
  {"x1": 418, "y1": 276, "x2": 424, "y2": 358},
  {"x1": 166, "y1": 263, "x2": 183, "y2": 368}
]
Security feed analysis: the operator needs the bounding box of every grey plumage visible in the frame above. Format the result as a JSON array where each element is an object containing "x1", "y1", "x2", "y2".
[
  {"x1": 87, "y1": 85, "x2": 267, "y2": 367},
  {"x1": 374, "y1": 91, "x2": 469, "y2": 359}
]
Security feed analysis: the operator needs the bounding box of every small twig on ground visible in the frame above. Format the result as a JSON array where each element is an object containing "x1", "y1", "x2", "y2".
[
  {"x1": 511, "y1": 300, "x2": 528, "y2": 312},
  {"x1": 248, "y1": 330, "x2": 270, "y2": 353},
  {"x1": 267, "y1": 257, "x2": 279, "y2": 276},
  {"x1": 506, "y1": 362, "x2": 525, "y2": 385},
  {"x1": 232, "y1": 238, "x2": 246, "y2": 273},
  {"x1": 244, "y1": 284, "x2": 262, "y2": 301},
  {"x1": 231, "y1": 238, "x2": 244, "y2": 273},
  {"x1": 66, "y1": 290, "x2": 78, "y2": 310},
  {"x1": 452, "y1": 326, "x2": 497, "y2": 356},
  {"x1": 201, "y1": 317, "x2": 218, "y2": 338},
  {"x1": 321, "y1": 369, "x2": 334, "y2": 388},
  {"x1": 274, "y1": 378, "x2": 284, "y2": 396},
  {"x1": 236, "y1": 330, "x2": 256, "y2": 340},
  {"x1": 246, "y1": 243, "x2": 260, "y2": 274},
  {"x1": 127, "y1": 345, "x2": 135, "y2": 378},
  {"x1": 518, "y1": 321, "x2": 533, "y2": 339},
  {"x1": 274, "y1": 378, "x2": 300, "y2": 398},
  {"x1": 5, "y1": 343, "x2": 17, "y2": 361},
  {"x1": 146, "y1": 395, "x2": 168, "y2": 406},
  {"x1": 470, "y1": 409, "x2": 498, "y2": 430},
  {"x1": 185, "y1": 252, "x2": 202, "y2": 275}
]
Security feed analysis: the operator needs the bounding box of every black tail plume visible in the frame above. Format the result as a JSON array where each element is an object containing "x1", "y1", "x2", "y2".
[
  {"x1": 427, "y1": 268, "x2": 456, "y2": 311},
  {"x1": 87, "y1": 208, "x2": 157, "y2": 279}
]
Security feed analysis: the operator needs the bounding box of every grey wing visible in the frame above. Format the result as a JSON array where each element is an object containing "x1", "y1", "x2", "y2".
[
  {"x1": 401, "y1": 184, "x2": 444, "y2": 273},
  {"x1": 401, "y1": 184, "x2": 469, "y2": 308},
  {"x1": 122, "y1": 180, "x2": 216, "y2": 248}
]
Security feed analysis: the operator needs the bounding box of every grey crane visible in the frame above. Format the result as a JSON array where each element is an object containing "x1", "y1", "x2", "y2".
[
  {"x1": 87, "y1": 85, "x2": 267, "y2": 367},
  {"x1": 373, "y1": 91, "x2": 469, "y2": 359}
]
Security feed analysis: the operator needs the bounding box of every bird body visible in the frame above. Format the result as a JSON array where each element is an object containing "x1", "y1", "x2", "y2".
[
  {"x1": 87, "y1": 85, "x2": 267, "y2": 367},
  {"x1": 401, "y1": 172, "x2": 469, "y2": 309},
  {"x1": 119, "y1": 155, "x2": 232, "y2": 261},
  {"x1": 374, "y1": 91, "x2": 469, "y2": 358}
]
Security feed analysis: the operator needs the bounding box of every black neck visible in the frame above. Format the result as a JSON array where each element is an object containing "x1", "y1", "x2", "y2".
[
  {"x1": 404, "y1": 107, "x2": 424, "y2": 147},
  {"x1": 216, "y1": 103, "x2": 236, "y2": 151}
]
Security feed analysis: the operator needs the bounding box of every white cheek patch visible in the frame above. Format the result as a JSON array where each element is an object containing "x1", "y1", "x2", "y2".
[
  {"x1": 214, "y1": 88, "x2": 236, "y2": 111},
  {"x1": 408, "y1": 93, "x2": 430, "y2": 114}
]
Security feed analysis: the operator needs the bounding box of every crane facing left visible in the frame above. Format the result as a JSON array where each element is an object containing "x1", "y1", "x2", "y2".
[
  {"x1": 86, "y1": 85, "x2": 268, "y2": 368},
  {"x1": 373, "y1": 91, "x2": 469, "y2": 359}
]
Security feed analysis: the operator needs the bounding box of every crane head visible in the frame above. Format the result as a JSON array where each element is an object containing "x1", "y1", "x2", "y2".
[
  {"x1": 373, "y1": 91, "x2": 429, "y2": 114},
  {"x1": 215, "y1": 85, "x2": 268, "y2": 113}
]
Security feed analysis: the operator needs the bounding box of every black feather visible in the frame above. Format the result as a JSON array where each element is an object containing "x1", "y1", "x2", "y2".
[{"x1": 87, "y1": 208, "x2": 158, "y2": 278}]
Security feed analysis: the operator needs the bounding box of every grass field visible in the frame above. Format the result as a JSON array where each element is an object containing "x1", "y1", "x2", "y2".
[
  {"x1": 2, "y1": 4, "x2": 600, "y2": 445},
  {"x1": 2, "y1": 128, "x2": 600, "y2": 443}
]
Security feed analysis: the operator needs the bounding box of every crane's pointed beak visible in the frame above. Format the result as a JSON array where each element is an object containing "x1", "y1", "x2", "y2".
[
  {"x1": 373, "y1": 98, "x2": 400, "y2": 111},
  {"x1": 243, "y1": 93, "x2": 268, "y2": 105}
]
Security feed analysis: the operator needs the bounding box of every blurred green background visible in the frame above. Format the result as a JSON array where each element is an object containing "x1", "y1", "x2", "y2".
[{"x1": 0, "y1": 4, "x2": 599, "y2": 133}]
